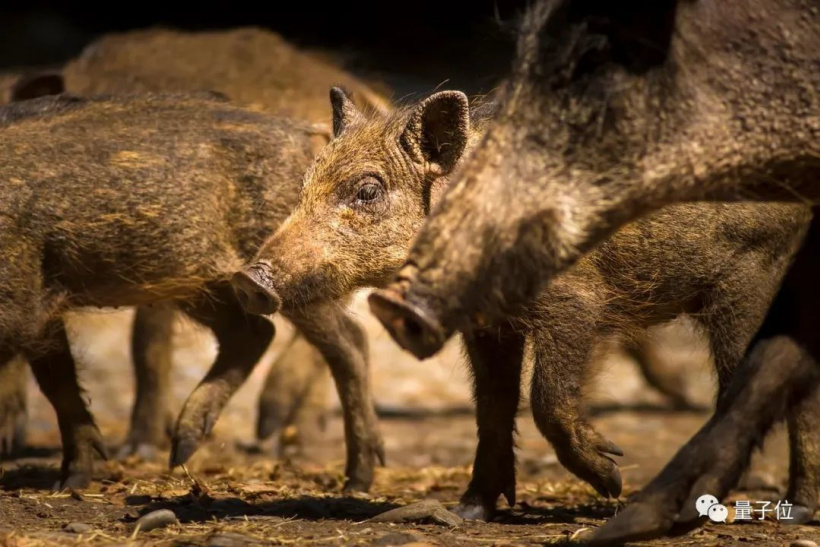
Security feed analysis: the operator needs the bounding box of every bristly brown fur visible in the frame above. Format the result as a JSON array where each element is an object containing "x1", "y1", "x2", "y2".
[
  {"x1": 0, "y1": 26, "x2": 395, "y2": 468},
  {"x1": 0, "y1": 91, "x2": 383, "y2": 491}
]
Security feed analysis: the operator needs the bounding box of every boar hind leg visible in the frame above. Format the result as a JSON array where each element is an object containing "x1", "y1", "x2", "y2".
[
  {"x1": 119, "y1": 305, "x2": 176, "y2": 460},
  {"x1": 454, "y1": 325, "x2": 525, "y2": 521},
  {"x1": 25, "y1": 321, "x2": 107, "y2": 489},
  {"x1": 285, "y1": 302, "x2": 383, "y2": 493},
  {"x1": 256, "y1": 331, "x2": 330, "y2": 457},
  {"x1": 0, "y1": 354, "x2": 29, "y2": 458},
  {"x1": 170, "y1": 284, "x2": 275, "y2": 468}
]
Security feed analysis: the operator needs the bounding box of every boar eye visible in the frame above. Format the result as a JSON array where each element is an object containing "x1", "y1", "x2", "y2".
[{"x1": 354, "y1": 177, "x2": 384, "y2": 205}]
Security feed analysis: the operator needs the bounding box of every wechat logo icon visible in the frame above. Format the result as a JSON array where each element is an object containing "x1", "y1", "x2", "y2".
[{"x1": 696, "y1": 494, "x2": 727, "y2": 523}]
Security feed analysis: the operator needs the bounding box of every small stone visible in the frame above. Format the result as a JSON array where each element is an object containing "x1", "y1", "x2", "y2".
[
  {"x1": 133, "y1": 509, "x2": 178, "y2": 533},
  {"x1": 370, "y1": 500, "x2": 463, "y2": 527},
  {"x1": 790, "y1": 541, "x2": 819, "y2": 547},
  {"x1": 63, "y1": 522, "x2": 93, "y2": 534}
]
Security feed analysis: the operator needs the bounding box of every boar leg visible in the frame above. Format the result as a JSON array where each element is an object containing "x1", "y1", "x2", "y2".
[
  {"x1": 528, "y1": 305, "x2": 623, "y2": 499},
  {"x1": 25, "y1": 321, "x2": 107, "y2": 489},
  {"x1": 785, "y1": 381, "x2": 820, "y2": 524},
  {"x1": 256, "y1": 331, "x2": 331, "y2": 457},
  {"x1": 588, "y1": 335, "x2": 817, "y2": 546},
  {"x1": 0, "y1": 354, "x2": 28, "y2": 458},
  {"x1": 454, "y1": 326, "x2": 525, "y2": 521},
  {"x1": 170, "y1": 284, "x2": 275, "y2": 467},
  {"x1": 119, "y1": 305, "x2": 176, "y2": 460},
  {"x1": 623, "y1": 335, "x2": 696, "y2": 410},
  {"x1": 284, "y1": 302, "x2": 384, "y2": 493}
]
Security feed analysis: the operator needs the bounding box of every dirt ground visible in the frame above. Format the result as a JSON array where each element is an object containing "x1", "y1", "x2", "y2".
[
  {"x1": 2, "y1": 397, "x2": 818, "y2": 545},
  {"x1": 1, "y1": 303, "x2": 818, "y2": 546}
]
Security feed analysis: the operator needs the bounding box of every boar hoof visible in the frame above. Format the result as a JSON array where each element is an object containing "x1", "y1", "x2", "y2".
[
  {"x1": 453, "y1": 501, "x2": 493, "y2": 521},
  {"x1": 342, "y1": 476, "x2": 371, "y2": 494},
  {"x1": 255, "y1": 405, "x2": 285, "y2": 443},
  {"x1": 784, "y1": 505, "x2": 816, "y2": 525},
  {"x1": 169, "y1": 436, "x2": 200, "y2": 468},
  {"x1": 56, "y1": 471, "x2": 92, "y2": 491},
  {"x1": 595, "y1": 463, "x2": 623, "y2": 500},
  {"x1": 375, "y1": 438, "x2": 386, "y2": 467},
  {"x1": 587, "y1": 500, "x2": 674, "y2": 546},
  {"x1": 556, "y1": 427, "x2": 623, "y2": 499},
  {"x1": 0, "y1": 413, "x2": 26, "y2": 459}
]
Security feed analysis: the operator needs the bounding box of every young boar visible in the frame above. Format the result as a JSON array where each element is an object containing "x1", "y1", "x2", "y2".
[
  {"x1": 0, "y1": 25, "x2": 395, "y2": 462},
  {"x1": 63, "y1": 27, "x2": 390, "y2": 456},
  {"x1": 0, "y1": 92, "x2": 382, "y2": 490},
  {"x1": 234, "y1": 88, "x2": 811, "y2": 519},
  {"x1": 63, "y1": 27, "x2": 390, "y2": 123}
]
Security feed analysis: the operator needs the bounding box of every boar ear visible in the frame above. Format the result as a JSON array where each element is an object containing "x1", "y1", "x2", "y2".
[
  {"x1": 400, "y1": 91, "x2": 470, "y2": 175},
  {"x1": 10, "y1": 72, "x2": 65, "y2": 102},
  {"x1": 330, "y1": 86, "x2": 364, "y2": 138}
]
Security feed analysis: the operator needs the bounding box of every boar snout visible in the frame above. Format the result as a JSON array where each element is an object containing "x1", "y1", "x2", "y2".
[
  {"x1": 232, "y1": 266, "x2": 282, "y2": 315},
  {"x1": 368, "y1": 288, "x2": 446, "y2": 360}
]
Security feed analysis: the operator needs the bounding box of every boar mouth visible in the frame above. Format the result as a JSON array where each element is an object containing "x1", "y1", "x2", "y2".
[{"x1": 368, "y1": 288, "x2": 447, "y2": 360}]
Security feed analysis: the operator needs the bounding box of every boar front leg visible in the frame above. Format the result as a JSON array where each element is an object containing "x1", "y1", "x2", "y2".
[
  {"x1": 284, "y1": 302, "x2": 384, "y2": 493},
  {"x1": 170, "y1": 284, "x2": 275, "y2": 468},
  {"x1": 25, "y1": 321, "x2": 107, "y2": 489},
  {"x1": 528, "y1": 287, "x2": 623, "y2": 500},
  {"x1": 455, "y1": 325, "x2": 525, "y2": 521},
  {"x1": 119, "y1": 305, "x2": 176, "y2": 460},
  {"x1": 0, "y1": 354, "x2": 28, "y2": 458}
]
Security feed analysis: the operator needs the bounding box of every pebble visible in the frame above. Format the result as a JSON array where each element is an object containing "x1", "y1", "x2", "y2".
[
  {"x1": 370, "y1": 500, "x2": 463, "y2": 527},
  {"x1": 63, "y1": 522, "x2": 93, "y2": 534},
  {"x1": 790, "y1": 541, "x2": 819, "y2": 547},
  {"x1": 133, "y1": 509, "x2": 178, "y2": 533}
]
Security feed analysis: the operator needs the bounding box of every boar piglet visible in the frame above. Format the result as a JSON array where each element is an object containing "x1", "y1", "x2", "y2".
[
  {"x1": 236, "y1": 88, "x2": 813, "y2": 520},
  {"x1": 0, "y1": 23, "x2": 396, "y2": 462},
  {"x1": 0, "y1": 92, "x2": 382, "y2": 490}
]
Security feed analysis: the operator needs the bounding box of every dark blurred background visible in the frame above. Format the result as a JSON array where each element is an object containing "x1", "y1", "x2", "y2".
[{"x1": 0, "y1": 1, "x2": 531, "y2": 95}]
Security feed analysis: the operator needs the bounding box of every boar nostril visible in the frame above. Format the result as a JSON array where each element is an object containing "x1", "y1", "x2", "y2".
[
  {"x1": 402, "y1": 316, "x2": 424, "y2": 339},
  {"x1": 231, "y1": 270, "x2": 281, "y2": 315}
]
